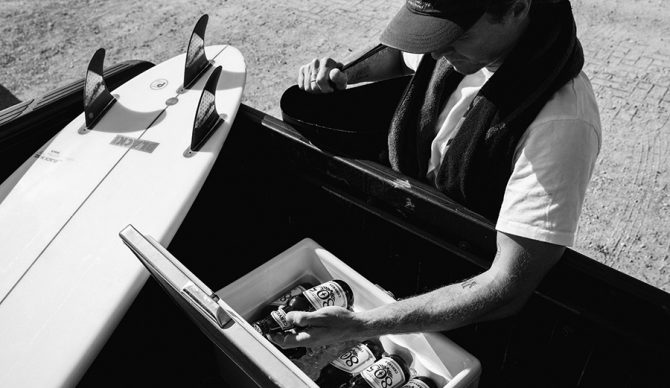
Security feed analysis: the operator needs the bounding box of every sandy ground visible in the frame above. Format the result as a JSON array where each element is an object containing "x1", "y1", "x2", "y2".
[{"x1": 0, "y1": 0, "x2": 668, "y2": 293}]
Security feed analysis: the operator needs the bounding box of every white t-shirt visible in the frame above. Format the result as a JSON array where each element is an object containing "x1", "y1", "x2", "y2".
[{"x1": 403, "y1": 53, "x2": 601, "y2": 246}]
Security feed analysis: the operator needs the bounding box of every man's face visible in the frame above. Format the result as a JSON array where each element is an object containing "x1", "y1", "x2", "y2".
[{"x1": 430, "y1": 12, "x2": 524, "y2": 74}]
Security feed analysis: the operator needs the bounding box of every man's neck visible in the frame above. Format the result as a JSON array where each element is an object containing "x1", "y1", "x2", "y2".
[{"x1": 485, "y1": 16, "x2": 531, "y2": 72}]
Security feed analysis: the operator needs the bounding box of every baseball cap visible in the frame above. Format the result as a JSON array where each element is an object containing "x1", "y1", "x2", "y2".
[{"x1": 380, "y1": 0, "x2": 487, "y2": 53}]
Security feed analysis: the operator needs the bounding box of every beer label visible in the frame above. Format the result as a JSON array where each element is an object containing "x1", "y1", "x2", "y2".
[
  {"x1": 303, "y1": 281, "x2": 348, "y2": 310},
  {"x1": 360, "y1": 357, "x2": 407, "y2": 388},
  {"x1": 269, "y1": 285, "x2": 307, "y2": 307},
  {"x1": 270, "y1": 307, "x2": 292, "y2": 330},
  {"x1": 330, "y1": 343, "x2": 376, "y2": 375},
  {"x1": 402, "y1": 379, "x2": 431, "y2": 388}
]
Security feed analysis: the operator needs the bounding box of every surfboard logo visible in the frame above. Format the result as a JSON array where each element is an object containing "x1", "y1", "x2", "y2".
[
  {"x1": 110, "y1": 135, "x2": 159, "y2": 153},
  {"x1": 33, "y1": 150, "x2": 66, "y2": 164},
  {"x1": 150, "y1": 79, "x2": 169, "y2": 90}
]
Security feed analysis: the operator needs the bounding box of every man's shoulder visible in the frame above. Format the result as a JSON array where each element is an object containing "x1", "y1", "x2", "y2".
[
  {"x1": 500, "y1": 72, "x2": 603, "y2": 247},
  {"x1": 531, "y1": 71, "x2": 602, "y2": 135}
]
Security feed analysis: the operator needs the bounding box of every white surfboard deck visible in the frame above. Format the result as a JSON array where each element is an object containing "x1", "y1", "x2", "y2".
[{"x1": 0, "y1": 45, "x2": 245, "y2": 387}]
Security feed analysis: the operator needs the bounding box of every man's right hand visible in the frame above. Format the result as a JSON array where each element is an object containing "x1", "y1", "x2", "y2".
[
  {"x1": 267, "y1": 306, "x2": 367, "y2": 348},
  {"x1": 298, "y1": 57, "x2": 348, "y2": 94}
]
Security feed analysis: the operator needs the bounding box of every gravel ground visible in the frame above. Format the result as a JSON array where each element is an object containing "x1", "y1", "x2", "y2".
[{"x1": 0, "y1": 0, "x2": 668, "y2": 292}]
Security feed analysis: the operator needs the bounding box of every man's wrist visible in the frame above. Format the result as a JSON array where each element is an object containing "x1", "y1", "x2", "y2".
[{"x1": 352, "y1": 309, "x2": 383, "y2": 341}]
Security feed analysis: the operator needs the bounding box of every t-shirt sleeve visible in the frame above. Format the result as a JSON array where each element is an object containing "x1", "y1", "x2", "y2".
[
  {"x1": 495, "y1": 119, "x2": 601, "y2": 246},
  {"x1": 402, "y1": 52, "x2": 423, "y2": 72}
]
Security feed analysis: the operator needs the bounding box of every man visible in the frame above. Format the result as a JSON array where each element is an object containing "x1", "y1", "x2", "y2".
[{"x1": 275, "y1": 0, "x2": 601, "y2": 350}]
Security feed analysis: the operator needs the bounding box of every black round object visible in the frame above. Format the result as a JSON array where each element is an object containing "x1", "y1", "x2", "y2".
[{"x1": 280, "y1": 76, "x2": 411, "y2": 160}]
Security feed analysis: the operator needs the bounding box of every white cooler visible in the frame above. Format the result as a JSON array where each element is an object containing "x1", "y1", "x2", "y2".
[{"x1": 120, "y1": 225, "x2": 481, "y2": 388}]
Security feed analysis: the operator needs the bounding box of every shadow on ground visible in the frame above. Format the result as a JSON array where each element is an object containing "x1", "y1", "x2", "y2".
[{"x1": 0, "y1": 84, "x2": 20, "y2": 111}]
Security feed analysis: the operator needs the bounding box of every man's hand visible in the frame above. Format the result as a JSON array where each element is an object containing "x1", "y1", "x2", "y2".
[
  {"x1": 298, "y1": 57, "x2": 347, "y2": 94},
  {"x1": 267, "y1": 306, "x2": 366, "y2": 348}
]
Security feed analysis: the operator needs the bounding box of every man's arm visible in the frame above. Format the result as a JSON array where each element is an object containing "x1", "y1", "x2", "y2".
[
  {"x1": 298, "y1": 47, "x2": 412, "y2": 94},
  {"x1": 270, "y1": 231, "x2": 564, "y2": 348}
]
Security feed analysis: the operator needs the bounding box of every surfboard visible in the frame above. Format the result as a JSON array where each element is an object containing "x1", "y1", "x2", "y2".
[{"x1": 0, "y1": 15, "x2": 245, "y2": 387}]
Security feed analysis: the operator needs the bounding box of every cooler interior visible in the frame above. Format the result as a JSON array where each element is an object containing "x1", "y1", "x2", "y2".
[{"x1": 216, "y1": 238, "x2": 481, "y2": 388}]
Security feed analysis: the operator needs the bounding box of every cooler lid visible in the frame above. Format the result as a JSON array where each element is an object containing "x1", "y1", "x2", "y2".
[{"x1": 119, "y1": 224, "x2": 316, "y2": 388}]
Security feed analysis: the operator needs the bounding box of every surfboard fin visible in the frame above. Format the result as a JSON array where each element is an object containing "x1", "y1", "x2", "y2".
[
  {"x1": 184, "y1": 14, "x2": 212, "y2": 89},
  {"x1": 83, "y1": 48, "x2": 117, "y2": 129},
  {"x1": 189, "y1": 66, "x2": 223, "y2": 153}
]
